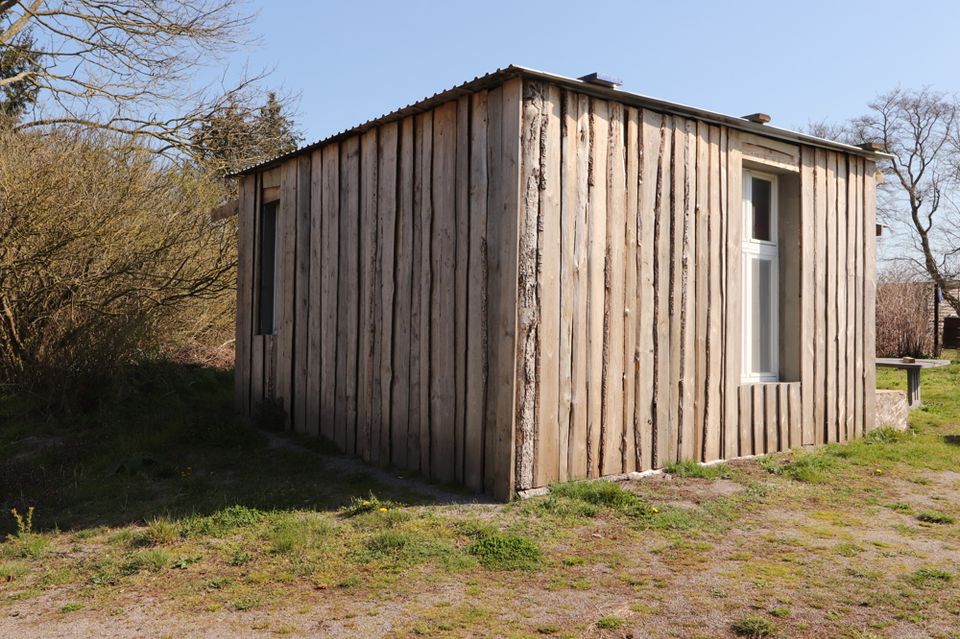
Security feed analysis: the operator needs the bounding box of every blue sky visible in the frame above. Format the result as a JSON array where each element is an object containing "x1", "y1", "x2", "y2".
[{"x1": 221, "y1": 0, "x2": 960, "y2": 145}]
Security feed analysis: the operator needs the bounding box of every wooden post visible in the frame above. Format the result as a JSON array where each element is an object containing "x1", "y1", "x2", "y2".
[{"x1": 907, "y1": 369, "x2": 921, "y2": 407}]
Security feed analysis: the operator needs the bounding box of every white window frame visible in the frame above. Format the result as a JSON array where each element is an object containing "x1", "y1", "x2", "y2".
[{"x1": 742, "y1": 170, "x2": 779, "y2": 383}]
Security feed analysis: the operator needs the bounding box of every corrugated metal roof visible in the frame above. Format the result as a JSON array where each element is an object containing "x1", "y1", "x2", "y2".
[{"x1": 229, "y1": 64, "x2": 891, "y2": 177}]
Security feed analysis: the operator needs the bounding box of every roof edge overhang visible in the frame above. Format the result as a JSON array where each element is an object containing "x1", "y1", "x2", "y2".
[{"x1": 228, "y1": 64, "x2": 893, "y2": 177}]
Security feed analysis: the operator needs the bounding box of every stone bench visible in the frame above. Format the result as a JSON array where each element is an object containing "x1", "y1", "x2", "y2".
[{"x1": 875, "y1": 358, "x2": 950, "y2": 408}]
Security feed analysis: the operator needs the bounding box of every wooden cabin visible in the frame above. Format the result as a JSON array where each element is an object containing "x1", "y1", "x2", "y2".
[{"x1": 230, "y1": 65, "x2": 885, "y2": 500}]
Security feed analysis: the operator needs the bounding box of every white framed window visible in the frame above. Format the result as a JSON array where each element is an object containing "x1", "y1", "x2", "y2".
[{"x1": 742, "y1": 170, "x2": 779, "y2": 383}]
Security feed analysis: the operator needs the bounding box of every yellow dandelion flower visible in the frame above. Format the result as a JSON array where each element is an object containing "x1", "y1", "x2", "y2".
[
  {"x1": 378, "y1": 507, "x2": 388, "y2": 512},
  {"x1": 651, "y1": 507, "x2": 659, "y2": 513}
]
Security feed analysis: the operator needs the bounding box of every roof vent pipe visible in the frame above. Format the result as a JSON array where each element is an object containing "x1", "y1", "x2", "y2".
[
  {"x1": 742, "y1": 112, "x2": 772, "y2": 124},
  {"x1": 858, "y1": 142, "x2": 886, "y2": 153},
  {"x1": 579, "y1": 72, "x2": 622, "y2": 88}
]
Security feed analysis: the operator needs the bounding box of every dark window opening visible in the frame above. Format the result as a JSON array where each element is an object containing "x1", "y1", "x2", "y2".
[
  {"x1": 258, "y1": 200, "x2": 278, "y2": 334},
  {"x1": 751, "y1": 176, "x2": 772, "y2": 241}
]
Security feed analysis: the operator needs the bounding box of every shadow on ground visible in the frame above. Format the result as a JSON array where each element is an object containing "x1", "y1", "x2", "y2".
[
  {"x1": 943, "y1": 434, "x2": 960, "y2": 446},
  {"x1": 0, "y1": 361, "x2": 474, "y2": 535}
]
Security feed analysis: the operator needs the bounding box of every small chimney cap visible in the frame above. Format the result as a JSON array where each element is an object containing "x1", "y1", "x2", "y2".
[
  {"x1": 742, "y1": 112, "x2": 772, "y2": 124},
  {"x1": 579, "y1": 72, "x2": 622, "y2": 88},
  {"x1": 858, "y1": 142, "x2": 886, "y2": 153}
]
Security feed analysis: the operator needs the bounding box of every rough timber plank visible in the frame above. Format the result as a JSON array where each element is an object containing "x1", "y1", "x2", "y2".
[
  {"x1": 825, "y1": 152, "x2": 838, "y2": 444},
  {"x1": 320, "y1": 144, "x2": 340, "y2": 444},
  {"x1": 622, "y1": 107, "x2": 640, "y2": 473},
  {"x1": 294, "y1": 155, "x2": 312, "y2": 434},
  {"x1": 516, "y1": 82, "x2": 548, "y2": 489},
  {"x1": 777, "y1": 383, "x2": 789, "y2": 451},
  {"x1": 392, "y1": 117, "x2": 414, "y2": 468},
  {"x1": 863, "y1": 160, "x2": 878, "y2": 433},
  {"x1": 409, "y1": 114, "x2": 423, "y2": 472},
  {"x1": 378, "y1": 122, "x2": 399, "y2": 464},
  {"x1": 251, "y1": 334, "x2": 264, "y2": 407},
  {"x1": 516, "y1": 82, "x2": 544, "y2": 491},
  {"x1": 416, "y1": 111, "x2": 433, "y2": 475},
  {"x1": 705, "y1": 125, "x2": 723, "y2": 461},
  {"x1": 719, "y1": 127, "x2": 731, "y2": 459},
  {"x1": 488, "y1": 77, "x2": 522, "y2": 500},
  {"x1": 482, "y1": 86, "x2": 503, "y2": 494},
  {"x1": 601, "y1": 100, "x2": 626, "y2": 477},
  {"x1": 788, "y1": 383, "x2": 801, "y2": 449},
  {"x1": 679, "y1": 119, "x2": 697, "y2": 462},
  {"x1": 431, "y1": 101, "x2": 457, "y2": 483},
  {"x1": 358, "y1": 130, "x2": 379, "y2": 462},
  {"x1": 454, "y1": 96, "x2": 470, "y2": 482},
  {"x1": 693, "y1": 122, "x2": 709, "y2": 461},
  {"x1": 739, "y1": 385, "x2": 753, "y2": 456},
  {"x1": 536, "y1": 84, "x2": 562, "y2": 487},
  {"x1": 653, "y1": 116, "x2": 673, "y2": 468},
  {"x1": 724, "y1": 129, "x2": 743, "y2": 457},
  {"x1": 752, "y1": 384, "x2": 764, "y2": 455},
  {"x1": 835, "y1": 155, "x2": 848, "y2": 443},
  {"x1": 845, "y1": 155, "x2": 857, "y2": 442},
  {"x1": 587, "y1": 98, "x2": 609, "y2": 477},
  {"x1": 336, "y1": 137, "x2": 360, "y2": 454},
  {"x1": 306, "y1": 152, "x2": 323, "y2": 437},
  {"x1": 813, "y1": 148, "x2": 827, "y2": 446},
  {"x1": 235, "y1": 175, "x2": 255, "y2": 415},
  {"x1": 264, "y1": 334, "x2": 276, "y2": 401},
  {"x1": 277, "y1": 161, "x2": 297, "y2": 428},
  {"x1": 799, "y1": 146, "x2": 816, "y2": 446},
  {"x1": 464, "y1": 93, "x2": 488, "y2": 492},
  {"x1": 569, "y1": 93, "x2": 591, "y2": 479},
  {"x1": 852, "y1": 158, "x2": 864, "y2": 437},
  {"x1": 558, "y1": 90, "x2": 576, "y2": 481},
  {"x1": 637, "y1": 110, "x2": 660, "y2": 471},
  {"x1": 668, "y1": 119, "x2": 686, "y2": 464},
  {"x1": 765, "y1": 383, "x2": 777, "y2": 453},
  {"x1": 249, "y1": 176, "x2": 264, "y2": 407}
]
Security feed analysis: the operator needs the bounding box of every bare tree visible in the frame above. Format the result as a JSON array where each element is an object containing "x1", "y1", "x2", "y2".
[
  {"x1": 842, "y1": 88, "x2": 960, "y2": 316},
  {"x1": 0, "y1": 0, "x2": 287, "y2": 158}
]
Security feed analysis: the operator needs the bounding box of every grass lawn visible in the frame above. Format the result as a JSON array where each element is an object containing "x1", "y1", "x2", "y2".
[{"x1": 2, "y1": 357, "x2": 960, "y2": 638}]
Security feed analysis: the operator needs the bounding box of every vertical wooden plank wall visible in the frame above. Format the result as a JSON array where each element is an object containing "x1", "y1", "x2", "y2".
[
  {"x1": 510, "y1": 80, "x2": 879, "y2": 490},
  {"x1": 796, "y1": 153, "x2": 877, "y2": 442},
  {"x1": 233, "y1": 76, "x2": 879, "y2": 496},
  {"x1": 513, "y1": 81, "x2": 744, "y2": 488},
  {"x1": 233, "y1": 83, "x2": 524, "y2": 497}
]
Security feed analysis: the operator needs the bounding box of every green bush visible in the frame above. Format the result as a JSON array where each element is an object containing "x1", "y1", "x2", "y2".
[
  {"x1": 122, "y1": 549, "x2": 171, "y2": 574},
  {"x1": 761, "y1": 452, "x2": 839, "y2": 483},
  {"x1": 916, "y1": 511, "x2": 955, "y2": 525},
  {"x1": 596, "y1": 615, "x2": 624, "y2": 629},
  {"x1": 0, "y1": 129, "x2": 235, "y2": 410},
  {"x1": 353, "y1": 530, "x2": 465, "y2": 571},
  {"x1": 731, "y1": 614, "x2": 776, "y2": 637},
  {"x1": 179, "y1": 506, "x2": 270, "y2": 538},
  {"x1": 468, "y1": 533, "x2": 542, "y2": 570},
  {"x1": 908, "y1": 567, "x2": 953, "y2": 588},
  {"x1": 548, "y1": 481, "x2": 654, "y2": 518},
  {"x1": 664, "y1": 460, "x2": 734, "y2": 480}
]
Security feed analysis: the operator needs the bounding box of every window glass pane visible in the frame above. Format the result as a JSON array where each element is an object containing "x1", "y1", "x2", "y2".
[
  {"x1": 258, "y1": 200, "x2": 278, "y2": 334},
  {"x1": 751, "y1": 177, "x2": 771, "y2": 241},
  {"x1": 757, "y1": 258, "x2": 772, "y2": 372},
  {"x1": 748, "y1": 257, "x2": 774, "y2": 375}
]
